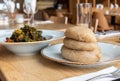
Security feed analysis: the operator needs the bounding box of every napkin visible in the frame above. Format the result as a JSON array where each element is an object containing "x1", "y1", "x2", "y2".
[
  {"x1": 95, "y1": 30, "x2": 120, "y2": 39},
  {"x1": 60, "y1": 66, "x2": 118, "y2": 81}
]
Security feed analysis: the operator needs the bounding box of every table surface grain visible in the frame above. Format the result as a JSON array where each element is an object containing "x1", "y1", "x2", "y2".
[{"x1": 0, "y1": 24, "x2": 120, "y2": 81}]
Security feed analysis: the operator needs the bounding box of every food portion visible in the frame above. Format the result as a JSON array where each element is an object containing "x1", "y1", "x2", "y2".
[
  {"x1": 63, "y1": 38, "x2": 98, "y2": 51},
  {"x1": 65, "y1": 26, "x2": 97, "y2": 42},
  {"x1": 6, "y1": 25, "x2": 45, "y2": 42},
  {"x1": 61, "y1": 26, "x2": 102, "y2": 64},
  {"x1": 61, "y1": 46, "x2": 101, "y2": 64}
]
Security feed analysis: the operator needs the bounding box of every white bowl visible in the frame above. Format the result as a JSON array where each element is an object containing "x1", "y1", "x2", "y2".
[{"x1": 0, "y1": 29, "x2": 64, "y2": 56}]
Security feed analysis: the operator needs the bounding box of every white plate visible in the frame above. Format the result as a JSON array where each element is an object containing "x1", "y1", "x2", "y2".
[
  {"x1": 41, "y1": 42, "x2": 120, "y2": 68},
  {"x1": 95, "y1": 30, "x2": 120, "y2": 39}
]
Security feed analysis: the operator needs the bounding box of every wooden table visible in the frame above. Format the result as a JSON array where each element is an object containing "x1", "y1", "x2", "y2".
[{"x1": 0, "y1": 24, "x2": 120, "y2": 81}]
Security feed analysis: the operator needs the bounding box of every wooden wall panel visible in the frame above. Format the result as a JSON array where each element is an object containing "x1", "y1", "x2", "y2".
[{"x1": 69, "y1": 0, "x2": 80, "y2": 24}]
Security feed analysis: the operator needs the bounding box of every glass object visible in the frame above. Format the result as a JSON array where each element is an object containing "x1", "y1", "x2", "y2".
[
  {"x1": 58, "y1": 4, "x2": 63, "y2": 10},
  {"x1": 23, "y1": 1, "x2": 31, "y2": 25},
  {"x1": 6, "y1": 1, "x2": 15, "y2": 25},
  {"x1": 30, "y1": 0, "x2": 37, "y2": 26},
  {"x1": 76, "y1": 3, "x2": 92, "y2": 28}
]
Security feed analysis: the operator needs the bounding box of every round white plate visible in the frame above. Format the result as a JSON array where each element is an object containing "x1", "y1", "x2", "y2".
[{"x1": 41, "y1": 42, "x2": 120, "y2": 68}]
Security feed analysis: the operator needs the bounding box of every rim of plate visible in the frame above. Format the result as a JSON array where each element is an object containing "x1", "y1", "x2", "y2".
[{"x1": 41, "y1": 43, "x2": 120, "y2": 65}]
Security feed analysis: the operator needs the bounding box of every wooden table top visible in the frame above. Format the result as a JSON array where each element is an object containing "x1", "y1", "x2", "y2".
[{"x1": 0, "y1": 24, "x2": 120, "y2": 81}]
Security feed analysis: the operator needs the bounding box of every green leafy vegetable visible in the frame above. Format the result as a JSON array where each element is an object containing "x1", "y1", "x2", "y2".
[{"x1": 6, "y1": 25, "x2": 45, "y2": 42}]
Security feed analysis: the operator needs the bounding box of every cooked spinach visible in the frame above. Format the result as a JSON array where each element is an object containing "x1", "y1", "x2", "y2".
[{"x1": 6, "y1": 25, "x2": 45, "y2": 42}]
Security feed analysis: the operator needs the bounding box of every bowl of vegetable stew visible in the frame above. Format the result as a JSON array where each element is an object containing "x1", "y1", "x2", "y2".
[{"x1": 0, "y1": 25, "x2": 64, "y2": 56}]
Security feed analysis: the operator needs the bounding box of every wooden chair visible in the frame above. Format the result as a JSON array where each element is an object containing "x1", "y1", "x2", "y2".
[
  {"x1": 34, "y1": 10, "x2": 50, "y2": 20},
  {"x1": 93, "y1": 19, "x2": 99, "y2": 33},
  {"x1": 92, "y1": 11, "x2": 114, "y2": 32},
  {"x1": 55, "y1": 10, "x2": 64, "y2": 17},
  {"x1": 50, "y1": 16, "x2": 68, "y2": 24}
]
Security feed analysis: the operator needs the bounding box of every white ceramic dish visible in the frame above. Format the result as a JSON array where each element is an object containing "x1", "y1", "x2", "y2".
[
  {"x1": 41, "y1": 42, "x2": 120, "y2": 68},
  {"x1": 95, "y1": 30, "x2": 120, "y2": 39},
  {"x1": 0, "y1": 29, "x2": 64, "y2": 56}
]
